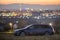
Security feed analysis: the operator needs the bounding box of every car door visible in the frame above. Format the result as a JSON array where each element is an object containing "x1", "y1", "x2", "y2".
[
  {"x1": 31, "y1": 25, "x2": 43, "y2": 34},
  {"x1": 24, "y1": 25, "x2": 37, "y2": 35},
  {"x1": 25, "y1": 25, "x2": 43, "y2": 34},
  {"x1": 31, "y1": 25, "x2": 47, "y2": 34}
]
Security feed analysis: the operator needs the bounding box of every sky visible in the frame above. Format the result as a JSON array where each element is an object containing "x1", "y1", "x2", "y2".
[{"x1": 0, "y1": 0, "x2": 60, "y2": 5}]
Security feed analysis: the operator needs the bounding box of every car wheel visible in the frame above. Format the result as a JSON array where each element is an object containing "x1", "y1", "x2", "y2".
[
  {"x1": 20, "y1": 32, "x2": 25, "y2": 36},
  {"x1": 15, "y1": 32, "x2": 20, "y2": 36}
]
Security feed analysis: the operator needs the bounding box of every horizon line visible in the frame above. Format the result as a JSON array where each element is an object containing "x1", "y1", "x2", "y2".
[{"x1": 0, "y1": 3, "x2": 60, "y2": 5}]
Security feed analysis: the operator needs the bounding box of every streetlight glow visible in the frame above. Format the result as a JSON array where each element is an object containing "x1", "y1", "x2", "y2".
[{"x1": 9, "y1": 22, "x2": 13, "y2": 27}]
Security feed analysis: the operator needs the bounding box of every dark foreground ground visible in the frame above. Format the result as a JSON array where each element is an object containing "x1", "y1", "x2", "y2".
[{"x1": 0, "y1": 33, "x2": 60, "y2": 40}]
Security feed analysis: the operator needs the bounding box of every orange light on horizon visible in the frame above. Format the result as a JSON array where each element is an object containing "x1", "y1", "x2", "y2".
[{"x1": 0, "y1": 0, "x2": 60, "y2": 5}]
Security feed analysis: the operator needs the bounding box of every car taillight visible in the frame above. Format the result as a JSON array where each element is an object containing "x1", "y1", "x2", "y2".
[
  {"x1": 53, "y1": 28, "x2": 55, "y2": 33},
  {"x1": 51, "y1": 26, "x2": 55, "y2": 33},
  {"x1": 52, "y1": 27, "x2": 55, "y2": 33}
]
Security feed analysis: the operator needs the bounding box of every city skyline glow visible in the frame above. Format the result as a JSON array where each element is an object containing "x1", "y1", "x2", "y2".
[{"x1": 0, "y1": 0, "x2": 60, "y2": 5}]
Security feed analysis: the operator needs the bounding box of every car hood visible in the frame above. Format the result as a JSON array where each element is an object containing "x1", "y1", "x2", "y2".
[
  {"x1": 14, "y1": 24, "x2": 33, "y2": 32},
  {"x1": 14, "y1": 28, "x2": 25, "y2": 32}
]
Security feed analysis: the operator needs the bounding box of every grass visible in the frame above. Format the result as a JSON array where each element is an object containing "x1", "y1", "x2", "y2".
[{"x1": 0, "y1": 33, "x2": 60, "y2": 40}]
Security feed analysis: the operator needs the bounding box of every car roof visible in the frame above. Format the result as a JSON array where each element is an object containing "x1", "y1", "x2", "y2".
[
  {"x1": 32, "y1": 24, "x2": 50, "y2": 26},
  {"x1": 14, "y1": 24, "x2": 51, "y2": 32}
]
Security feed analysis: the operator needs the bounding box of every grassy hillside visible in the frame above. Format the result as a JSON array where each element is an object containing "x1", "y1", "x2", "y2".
[{"x1": 0, "y1": 33, "x2": 60, "y2": 40}]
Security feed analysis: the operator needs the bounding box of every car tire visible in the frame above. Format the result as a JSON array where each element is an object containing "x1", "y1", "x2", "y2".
[
  {"x1": 20, "y1": 32, "x2": 25, "y2": 36},
  {"x1": 15, "y1": 32, "x2": 20, "y2": 36}
]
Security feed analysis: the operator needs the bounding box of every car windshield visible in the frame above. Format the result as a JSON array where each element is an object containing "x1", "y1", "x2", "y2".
[
  {"x1": 23, "y1": 24, "x2": 33, "y2": 29},
  {"x1": 40, "y1": 25, "x2": 51, "y2": 28}
]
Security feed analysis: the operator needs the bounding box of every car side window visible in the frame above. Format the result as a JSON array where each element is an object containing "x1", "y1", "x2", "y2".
[
  {"x1": 33, "y1": 25, "x2": 51, "y2": 28},
  {"x1": 41, "y1": 25, "x2": 51, "y2": 28},
  {"x1": 27, "y1": 25, "x2": 51, "y2": 29},
  {"x1": 33, "y1": 25, "x2": 41, "y2": 28}
]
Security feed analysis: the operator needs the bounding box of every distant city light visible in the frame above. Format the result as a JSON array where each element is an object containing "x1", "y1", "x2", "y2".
[
  {"x1": 23, "y1": 13, "x2": 32, "y2": 16},
  {"x1": 16, "y1": 21, "x2": 19, "y2": 23},
  {"x1": 25, "y1": 8, "x2": 30, "y2": 10},
  {"x1": 42, "y1": 13, "x2": 49, "y2": 17},
  {"x1": 39, "y1": 9, "x2": 43, "y2": 11},
  {"x1": 31, "y1": 9, "x2": 34, "y2": 11},
  {"x1": 20, "y1": 8, "x2": 22, "y2": 11}
]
